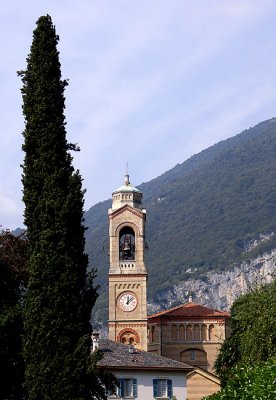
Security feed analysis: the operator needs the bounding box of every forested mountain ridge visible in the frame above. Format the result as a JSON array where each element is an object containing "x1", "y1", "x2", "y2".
[{"x1": 85, "y1": 118, "x2": 276, "y2": 324}]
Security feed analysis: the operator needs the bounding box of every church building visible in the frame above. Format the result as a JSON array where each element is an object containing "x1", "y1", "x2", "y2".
[
  {"x1": 105, "y1": 173, "x2": 228, "y2": 399},
  {"x1": 147, "y1": 299, "x2": 229, "y2": 374}
]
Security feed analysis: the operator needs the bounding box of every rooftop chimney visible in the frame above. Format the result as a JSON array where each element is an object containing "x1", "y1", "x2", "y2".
[
  {"x1": 128, "y1": 345, "x2": 135, "y2": 354},
  {"x1": 92, "y1": 332, "x2": 100, "y2": 351}
]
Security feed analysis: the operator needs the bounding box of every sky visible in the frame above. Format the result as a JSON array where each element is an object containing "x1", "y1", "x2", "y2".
[{"x1": 1, "y1": 0, "x2": 276, "y2": 229}]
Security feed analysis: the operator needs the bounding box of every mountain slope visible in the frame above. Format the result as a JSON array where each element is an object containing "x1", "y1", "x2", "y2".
[{"x1": 85, "y1": 118, "x2": 276, "y2": 324}]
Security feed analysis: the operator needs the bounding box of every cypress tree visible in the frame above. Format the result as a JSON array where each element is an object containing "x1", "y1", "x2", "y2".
[{"x1": 19, "y1": 15, "x2": 99, "y2": 399}]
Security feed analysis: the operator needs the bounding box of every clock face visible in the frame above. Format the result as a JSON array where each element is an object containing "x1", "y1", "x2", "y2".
[{"x1": 118, "y1": 292, "x2": 138, "y2": 312}]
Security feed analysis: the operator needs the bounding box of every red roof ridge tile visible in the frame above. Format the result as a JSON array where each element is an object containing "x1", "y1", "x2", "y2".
[
  {"x1": 148, "y1": 302, "x2": 190, "y2": 318},
  {"x1": 148, "y1": 301, "x2": 229, "y2": 319}
]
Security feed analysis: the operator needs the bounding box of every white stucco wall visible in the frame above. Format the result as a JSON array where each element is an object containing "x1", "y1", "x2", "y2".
[{"x1": 109, "y1": 369, "x2": 187, "y2": 400}]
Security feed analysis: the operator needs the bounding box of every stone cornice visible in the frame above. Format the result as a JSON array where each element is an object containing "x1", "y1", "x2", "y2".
[
  {"x1": 109, "y1": 204, "x2": 144, "y2": 220},
  {"x1": 148, "y1": 316, "x2": 228, "y2": 324},
  {"x1": 109, "y1": 273, "x2": 148, "y2": 278},
  {"x1": 109, "y1": 322, "x2": 148, "y2": 327}
]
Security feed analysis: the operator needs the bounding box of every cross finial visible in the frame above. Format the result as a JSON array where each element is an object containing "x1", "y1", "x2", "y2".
[{"x1": 125, "y1": 162, "x2": 130, "y2": 185}]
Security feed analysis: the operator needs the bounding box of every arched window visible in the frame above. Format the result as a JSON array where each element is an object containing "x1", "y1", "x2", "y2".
[
  {"x1": 194, "y1": 324, "x2": 200, "y2": 341},
  {"x1": 202, "y1": 324, "x2": 208, "y2": 340},
  {"x1": 119, "y1": 226, "x2": 135, "y2": 260},
  {"x1": 151, "y1": 326, "x2": 156, "y2": 343},
  {"x1": 171, "y1": 325, "x2": 178, "y2": 341},
  {"x1": 186, "y1": 324, "x2": 193, "y2": 341},
  {"x1": 117, "y1": 328, "x2": 140, "y2": 345},
  {"x1": 120, "y1": 332, "x2": 136, "y2": 346},
  {"x1": 180, "y1": 348, "x2": 208, "y2": 368},
  {"x1": 179, "y1": 325, "x2": 185, "y2": 340},
  {"x1": 209, "y1": 324, "x2": 215, "y2": 341}
]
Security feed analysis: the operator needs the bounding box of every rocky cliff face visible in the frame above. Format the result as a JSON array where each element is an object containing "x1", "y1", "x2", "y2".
[
  {"x1": 94, "y1": 250, "x2": 275, "y2": 336},
  {"x1": 147, "y1": 249, "x2": 276, "y2": 314}
]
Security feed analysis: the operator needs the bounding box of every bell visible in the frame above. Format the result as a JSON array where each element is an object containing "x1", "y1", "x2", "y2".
[{"x1": 123, "y1": 241, "x2": 131, "y2": 252}]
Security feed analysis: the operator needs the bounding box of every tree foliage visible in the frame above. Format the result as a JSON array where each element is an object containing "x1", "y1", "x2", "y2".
[
  {"x1": 19, "y1": 15, "x2": 112, "y2": 399},
  {"x1": 215, "y1": 280, "x2": 276, "y2": 385},
  {"x1": 203, "y1": 281, "x2": 276, "y2": 399},
  {"x1": 0, "y1": 229, "x2": 28, "y2": 399},
  {"x1": 203, "y1": 358, "x2": 276, "y2": 400}
]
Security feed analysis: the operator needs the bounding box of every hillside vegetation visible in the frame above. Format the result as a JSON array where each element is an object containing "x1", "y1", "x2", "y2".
[{"x1": 85, "y1": 118, "x2": 276, "y2": 323}]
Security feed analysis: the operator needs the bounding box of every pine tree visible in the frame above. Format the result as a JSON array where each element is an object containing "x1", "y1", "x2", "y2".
[{"x1": 19, "y1": 15, "x2": 99, "y2": 399}]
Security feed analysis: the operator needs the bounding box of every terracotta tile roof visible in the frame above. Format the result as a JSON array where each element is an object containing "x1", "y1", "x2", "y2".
[
  {"x1": 96, "y1": 339, "x2": 193, "y2": 371},
  {"x1": 148, "y1": 302, "x2": 230, "y2": 319}
]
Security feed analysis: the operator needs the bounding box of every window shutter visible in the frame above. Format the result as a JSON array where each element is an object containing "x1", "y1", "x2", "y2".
[
  {"x1": 153, "y1": 379, "x2": 158, "y2": 398},
  {"x1": 132, "y1": 378, "x2": 137, "y2": 397},
  {"x1": 167, "y1": 379, "x2": 173, "y2": 398},
  {"x1": 118, "y1": 378, "x2": 124, "y2": 398}
]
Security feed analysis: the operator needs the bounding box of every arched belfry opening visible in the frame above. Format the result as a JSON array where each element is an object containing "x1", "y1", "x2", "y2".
[{"x1": 119, "y1": 226, "x2": 135, "y2": 260}]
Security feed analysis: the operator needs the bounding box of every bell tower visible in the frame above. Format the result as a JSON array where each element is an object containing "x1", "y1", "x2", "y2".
[{"x1": 108, "y1": 173, "x2": 148, "y2": 350}]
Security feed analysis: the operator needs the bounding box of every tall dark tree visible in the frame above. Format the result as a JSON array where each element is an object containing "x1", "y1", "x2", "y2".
[
  {"x1": 0, "y1": 230, "x2": 27, "y2": 399},
  {"x1": 19, "y1": 15, "x2": 101, "y2": 399}
]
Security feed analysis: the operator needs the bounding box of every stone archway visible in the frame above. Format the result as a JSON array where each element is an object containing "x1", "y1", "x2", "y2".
[
  {"x1": 180, "y1": 348, "x2": 208, "y2": 369},
  {"x1": 117, "y1": 328, "x2": 140, "y2": 345}
]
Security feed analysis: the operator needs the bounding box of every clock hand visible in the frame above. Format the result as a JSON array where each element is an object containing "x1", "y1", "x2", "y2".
[{"x1": 126, "y1": 296, "x2": 134, "y2": 305}]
